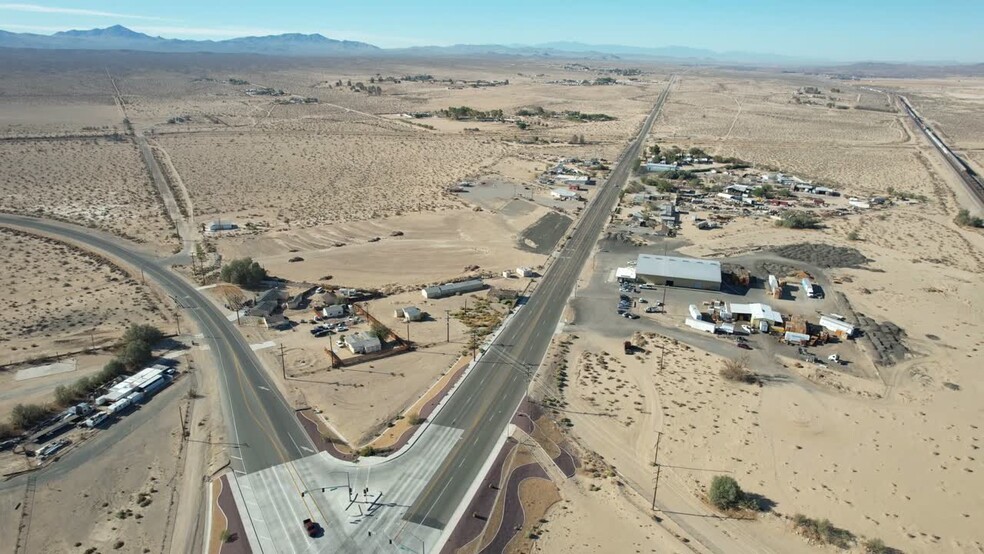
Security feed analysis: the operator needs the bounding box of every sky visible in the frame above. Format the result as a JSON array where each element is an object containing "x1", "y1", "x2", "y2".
[{"x1": 0, "y1": 0, "x2": 981, "y2": 62}]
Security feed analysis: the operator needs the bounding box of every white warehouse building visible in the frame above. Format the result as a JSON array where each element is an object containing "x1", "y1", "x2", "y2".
[{"x1": 634, "y1": 254, "x2": 721, "y2": 291}]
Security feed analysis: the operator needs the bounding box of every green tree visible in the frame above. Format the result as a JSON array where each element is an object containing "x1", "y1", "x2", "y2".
[
  {"x1": 369, "y1": 322, "x2": 389, "y2": 341},
  {"x1": 11, "y1": 403, "x2": 54, "y2": 430},
  {"x1": 123, "y1": 324, "x2": 164, "y2": 345},
  {"x1": 220, "y1": 258, "x2": 268, "y2": 288},
  {"x1": 119, "y1": 339, "x2": 153, "y2": 370},
  {"x1": 708, "y1": 475, "x2": 742, "y2": 510}
]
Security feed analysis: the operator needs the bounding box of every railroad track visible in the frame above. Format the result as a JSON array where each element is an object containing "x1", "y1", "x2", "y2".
[{"x1": 898, "y1": 95, "x2": 984, "y2": 206}]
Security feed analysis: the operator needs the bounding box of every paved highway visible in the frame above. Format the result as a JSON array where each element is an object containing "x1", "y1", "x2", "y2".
[
  {"x1": 0, "y1": 214, "x2": 315, "y2": 476},
  {"x1": 405, "y1": 77, "x2": 675, "y2": 531},
  {"x1": 0, "y1": 75, "x2": 674, "y2": 553}
]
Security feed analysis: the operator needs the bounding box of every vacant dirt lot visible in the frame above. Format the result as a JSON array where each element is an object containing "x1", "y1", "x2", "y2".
[
  {"x1": 0, "y1": 138, "x2": 174, "y2": 246},
  {"x1": 0, "y1": 226, "x2": 169, "y2": 365}
]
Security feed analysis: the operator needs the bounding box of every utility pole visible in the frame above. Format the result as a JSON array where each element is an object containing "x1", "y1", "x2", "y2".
[
  {"x1": 659, "y1": 343, "x2": 665, "y2": 374},
  {"x1": 178, "y1": 406, "x2": 186, "y2": 437},
  {"x1": 140, "y1": 267, "x2": 145, "y2": 285},
  {"x1": 89, "y1": 329, "x2": 95, "y2": 351},
  {"x1": 652, "y1": 431, "x2": 663, "y2": 510},
  {"x1": 280, "y1": 343, "x2": 287, "y2": 380},
  {"x1": 445, "y1": 310, "x2": 450, "y2": 343},
  {"x1": 175, "y1": 311, "x2": 181, "y2": 336}
]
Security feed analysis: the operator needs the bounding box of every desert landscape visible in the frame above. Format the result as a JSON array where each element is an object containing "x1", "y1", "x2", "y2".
[{"x1": 0, "y1": 33, "x2": 982, "y2": 554}]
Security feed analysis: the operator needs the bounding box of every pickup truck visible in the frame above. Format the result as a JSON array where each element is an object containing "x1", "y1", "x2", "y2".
[{"x1": 303, "y1": 518, "x2": 319, "y2": 538}]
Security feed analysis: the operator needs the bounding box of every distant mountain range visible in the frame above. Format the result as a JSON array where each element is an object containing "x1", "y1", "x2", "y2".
[
  {"x1": 0, "y1": 26, "x2": 978, "y2": 69},
  {"x1": 0, "y1": 25, "x2": 379, "y2": 56}
]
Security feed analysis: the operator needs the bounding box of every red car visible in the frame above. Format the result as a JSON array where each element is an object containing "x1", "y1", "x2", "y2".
[
  {"x1": 303, "y1": 518, "x2": 320, "y2": 538},
  {"x1": 736, "y1": 342, "x2": 752, "y2": 350}
]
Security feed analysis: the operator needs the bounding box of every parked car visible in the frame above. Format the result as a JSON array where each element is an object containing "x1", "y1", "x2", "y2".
[
  {"x1": 736, "y1": 342, "x2": 752, "y2": 350},
  {"x1": 645, "y1": 306, "x2": 660, "y2": 313},
  {"x1": 741, "y1": 324, "x2": 753, "y2": 334},
  {"x1": 623, "y1": 312, "x2": 639, "y2": 320}
]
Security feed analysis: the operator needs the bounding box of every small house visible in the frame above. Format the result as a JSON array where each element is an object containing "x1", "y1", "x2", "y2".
[
  {"x1": 401, "y1": 306, "x2": 423, "y2": 322},
  {"x1": 322, "y1": 304, "x2": 346, "y2": 318},
  {"x1": 346, "y1": 332, "x2": 382, "y2": 354}
]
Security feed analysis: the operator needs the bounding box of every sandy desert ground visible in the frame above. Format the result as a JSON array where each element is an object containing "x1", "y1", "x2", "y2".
[
  {"x1": 2, "y1": 49, "x2": 982, "y2": 554},
  {"x1": 527, "y1": 71, "x2": 984, "y2": 554},
  {"x1": 0, "y1": 226, "x2": 170, "y2": 366},
  {"x1": 0, "y1": 139, "x2": 175, "y2": 247}
]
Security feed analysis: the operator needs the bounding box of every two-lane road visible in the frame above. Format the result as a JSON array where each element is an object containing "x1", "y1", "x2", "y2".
[
  {"x1": 0, "y1": 215, "x2": 314, "y2": 475},
  {"x1": 405, "y1": 77, "x2": 675, "y2": 532}
]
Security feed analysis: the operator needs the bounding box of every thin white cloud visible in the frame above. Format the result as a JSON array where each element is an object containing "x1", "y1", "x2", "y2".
[
  {"x1": 129, "y1": 25, "x2": 286, "y2": 39},
  {"x1": 0, "y1": 3, "x2": 165, "y2": 21}
]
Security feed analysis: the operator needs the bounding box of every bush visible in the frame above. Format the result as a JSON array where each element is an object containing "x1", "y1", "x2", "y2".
[
  {"x1": 624, "y1": 181, "x2": 645, "y2": 194},
  {"x1": 847, "y1": 230, "x2": 861, "y2": 241},
  {"x1": 776, "y1": 211, "x2": 821, "y2": 229},
  {"x1": 720, "y1": 358, "x2": 758, "y2": 384},
  {"x1": 955, "y1": 208, "x2": 984, "y2": 228},
  {"x1": 407, "y1": 412, "x2": 425, "y2": 425},
  {"x1": 792, "y1": 514, "x2": 854, "y2": 548},
  {"x1": 220, "y1": 258, "x2": 268, "y2": 288},
  {"x1": 708, "y1": 475, "x2": 742, "y2": 510},
  {"x1": 358, "y1": 445, "x2": 377, "y2": 457},
  {"x1": 11, "y1": 403, "x2": 55, "y2": 430},
  {"x1": 219, "y1": 529, "x2": 233, "y2": 543},
  {"x1": 863, "y1": 538, "x2": 889, "y2": 553},
  {"x1": 0, "y1": 422, "x2": 18, "y2": 440},
  {"x1": 54, "y1": 384, "x2": 85, "y2": 406}
]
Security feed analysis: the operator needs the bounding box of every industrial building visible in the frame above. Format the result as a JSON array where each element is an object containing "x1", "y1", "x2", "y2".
[
  {"x1": 422, "y1": 279, "x2": 485, "y2": 299},
  {"x1": 346, "y1": 332, "x2": 382, "y2": 354},
  {"x1": 634, "y1": 254, "x2": 721, "y2": 290},
  {"x1": 728, "y1": 302, "x2": 784, "y2": 327}
]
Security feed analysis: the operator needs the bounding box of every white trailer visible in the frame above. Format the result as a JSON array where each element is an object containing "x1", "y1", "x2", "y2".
[
  {"x1": 768, "y1": 274, "x2": 779, "y2": 294},
  {"x1": 718, "y1": 322, "x2": 735, "y2": 334},
  {"x1": 819, "y1": 315, "x2": 856, "y2": 338},
  {"x1": 801, "y1": 278, "x2": 816, "y2": 298},
  {"x1": 686, "y1": 317, "x2": 717, "y2": 333},
  {"x1": 688, "y1": 304, "x2": 703, "y2": 321}
]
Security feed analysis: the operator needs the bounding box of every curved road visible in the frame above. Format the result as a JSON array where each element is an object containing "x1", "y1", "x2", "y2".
[
  {"x1": 0, "y1": 75, "x2": 674, "y2": 553},
  {"x1": 0, "y1": 214, "x2": 314, "y2": 475}
]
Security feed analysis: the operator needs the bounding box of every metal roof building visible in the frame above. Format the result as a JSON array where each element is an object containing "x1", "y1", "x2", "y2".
[
  {"x1": 421, "y1": 279, "x2": 485, "y2": 299},
  {"x1": 634, "y1": 255, "x2": 721, "y2": 290}
]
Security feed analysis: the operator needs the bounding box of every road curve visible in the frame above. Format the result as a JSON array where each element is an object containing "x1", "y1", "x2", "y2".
[{"x1": 0, "y1": 214, "x2": 314, "y2": 475}]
